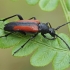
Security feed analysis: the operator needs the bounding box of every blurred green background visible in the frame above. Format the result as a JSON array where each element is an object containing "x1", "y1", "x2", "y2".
[{"x1": 0, "y1": 0, "x2": 70, "y2": 70}]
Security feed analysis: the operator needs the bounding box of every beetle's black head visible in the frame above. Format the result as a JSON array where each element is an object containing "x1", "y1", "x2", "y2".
[{"x1": 49, "y1": 28, "x2": 55, "y2": 37}]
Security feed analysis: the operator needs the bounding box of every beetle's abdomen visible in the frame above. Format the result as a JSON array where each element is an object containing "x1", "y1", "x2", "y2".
[
  {"x1": 4, "y1": 21, "x2": 39, "y2": 33},
  {"x1": 4, "y1": 22, "x2": 17, "y2": 32}
]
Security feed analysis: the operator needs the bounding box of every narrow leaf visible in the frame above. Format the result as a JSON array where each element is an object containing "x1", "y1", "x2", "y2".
[{"x1": 66, "y1": 0, "x2": 70, "y2": 11}]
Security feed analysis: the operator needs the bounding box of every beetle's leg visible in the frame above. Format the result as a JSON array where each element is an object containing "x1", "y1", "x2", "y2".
[
  {"x1": 19, "y1": 31, "x2": 26, "y2": 35},
  {"x1": 13, "y1": 33, "x2": 38, "y2": 55},
  {"x1": 41, "y1": 33, "x2": 55, "y2": 40},
  {"x1": 0, "y1": 32, "x2": 13, "y2": 38},
  {"x1": 29, "y1": 17, "x2": 36, "y2": 20},
  {"x1": 46, "y1": 22, "x2": 52, "y2": 28},
  {"x1": 0, "y1": 14, "x2": 23, "y2": 21},
  {"x1": 0, "y1": 31, "x2": 26, "y2": 38}
]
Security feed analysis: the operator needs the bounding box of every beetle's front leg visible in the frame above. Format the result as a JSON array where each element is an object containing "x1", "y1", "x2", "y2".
[{"x1": 41, "y1": 33, "x2": 55, "y2": 40}]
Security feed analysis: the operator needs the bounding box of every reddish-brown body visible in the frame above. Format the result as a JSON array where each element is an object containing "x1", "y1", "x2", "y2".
[
  {"x1": 4, "y1": 20, "x2": 40, "y2": 33},
  {"x1": 13, "y1": 26, "x2": 38, "y2": 32}
]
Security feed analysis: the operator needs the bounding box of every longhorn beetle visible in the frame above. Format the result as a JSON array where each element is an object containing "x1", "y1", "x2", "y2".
[{"x1": 0, "y1": 14, "x2": 70, "y2": 55}]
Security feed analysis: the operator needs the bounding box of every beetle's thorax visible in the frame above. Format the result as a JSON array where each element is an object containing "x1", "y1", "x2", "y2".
[{"x1": 38, "y1": 23, "x2": 49, "y2": 34}]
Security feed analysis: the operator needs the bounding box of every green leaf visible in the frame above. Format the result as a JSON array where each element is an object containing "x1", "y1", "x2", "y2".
[
  {"x1": 30, "y1": 33, "x2": 70, "y2": 70},
  {"x1": 57, "y1": 33, "x2": 70, "y2": 50},
  {"x1": 26, "y1": 0, "x2": 39, "y2": 5},
  {"x1": 12, "y1": 34, "x2": 41, "y2": 56},
  {"x1": 0, "y1": 34, "x2": 22, "y2": 48},
  {"x1": 53, "y1": 51, "x2": 70, "y2": 70},
  {"x1": 30, "y1": 46, "x2": 56, "y2": 66},
  {"x1": 30, "y1": 34, "x2": 58, "y2": 66},
  {"x1": 0, "y1": 21, "x2": 23, "y2": 48},
  {"x1": 39, "y1": 0, "x2": 59, "y2": 11},
  {"x1": 12, "y1": 33, "x2": 58, "y2": 57},
  {"x1": 53, "y1": 33, "x2": 70, "y2": 70},
  {"x1": 66, "y1": 0, "x2": 70, "y2": 11}
]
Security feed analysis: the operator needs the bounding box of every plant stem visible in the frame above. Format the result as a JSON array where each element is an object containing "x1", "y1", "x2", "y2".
[{"x1": 60, "y1": 0, "x2": 69, "y2": 22}]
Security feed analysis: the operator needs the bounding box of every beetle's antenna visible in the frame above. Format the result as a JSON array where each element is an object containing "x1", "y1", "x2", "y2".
[
  {"x1": 55, "y1": 33, "x2": 70, "y2": 50},
  {"x1": 55, "y1": 22, "x2": 70, "y2": 30}
]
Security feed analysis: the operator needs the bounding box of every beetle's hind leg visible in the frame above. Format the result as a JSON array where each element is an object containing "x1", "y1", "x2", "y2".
[
  {"x1": 13, "y1": 33, "x2": 38, "y2": 55},
  {"x1": 0, "y1": 31, "x2": 26, "y2": 38},
  {"x1": 0, "y1": 14, "x2": 23, "y2": 22},
  {"x1": 0, "y1": 32, "x2": 13, "y2": 38},
  {"x1": 19, "y1": 31, "x2": 26, "y2": 35}
]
